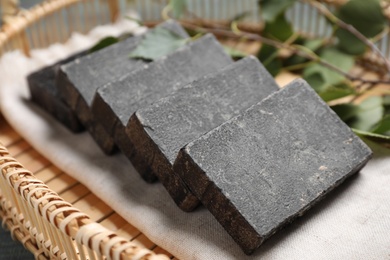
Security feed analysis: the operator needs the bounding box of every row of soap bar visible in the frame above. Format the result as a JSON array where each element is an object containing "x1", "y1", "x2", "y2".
[{"x1": 27, "y1": 20, "x2": 372, "y2": 255}]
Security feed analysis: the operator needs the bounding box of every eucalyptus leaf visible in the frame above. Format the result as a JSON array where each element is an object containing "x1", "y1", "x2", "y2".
[
  {"x1": 263, "y1": 13, "x2": 293, "y2": 41},
  {"x1": 304, "y1": 72, "x2": 325, "y2": 92},
  {"x1": 352, "y1": 128, "x2": 390, "y2": 144},
  {"x1": 223, "y1": 45, "x2": 247, "y2": 58},
  {"x1": 264, "y1": 58, "x2": 282, "y2": 77},
  {"x1": 257, "y1": 44, "x2": 282, "y2": 76},
  {"x1": 336, "y1": 31, "x2": 366, "y2": 55},
  {"x1": 89, "y1": 36, "x2": 119, "y2": 53},
  {"x1": 304, "y1": 39, "x2": 324, "y2": 52},
  {"x1": 331, "y1": 103, "x2": 359, "y2": 122},
  {"x1": 319, "y1": 83, "x2": 355, "y2": 102},
  {"x1": 284, "y1": 38, "x2": 323, "y2": 70},
  {"x1": 331, "y1": 97, "x2": 384, "y2": 132},
  {"x1": 303, "y1": 47, "x2": 354, "y2": 92},
  {"x1": 337, "y1": 0, "x2": 385, "y2": 37},
  {"x1": 259, "y1": 0, "x2": 297, "y2": 22},
  {"x1": 315, "y1": 48, "x2": 354, "y2": 84},
  {"x1": 349, "y1": 96, "x2": 384, "y2": 131},
  {"x1": 170, "y1": 0, "x2": 187, "y2": 19},
  {"x1": 335, "y1": 0, "x2": 386, "y2": 55},
  {"x1": 371, "y1": 114, "x2": 390, "y2": 135},
  {"x1": 129, "y1": 27, "x2": 187, "y2": 60},
  {"x1": 383, "y1": 95, "x2": 390, "y2": 114},
  {"x1": 283, "y1": 55, "x2": 307, "y2": 71},
  {"x1": 358, "y1": 96, "x2": 383, "y2": 111},
  {"x1": 383, "y1": 95, "x2": 390, "y2": 106},
  {"x1": 283, "y1": 37, "x2": 306, "y2": 68}
]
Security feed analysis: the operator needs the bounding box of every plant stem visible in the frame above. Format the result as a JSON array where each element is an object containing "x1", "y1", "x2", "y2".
[
  {"x1": 284, "y1": 60, "x2": 316, "y2": 71},
  {"x1": 180, "y1": 20, "x2": 390, "y2": 85},
  {"x1": 304, "y1": 0, "x2": 390, "y2": 75}
]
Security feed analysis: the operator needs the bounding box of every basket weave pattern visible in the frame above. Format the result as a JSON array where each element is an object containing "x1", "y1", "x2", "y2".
[
  {"x1": 0, "y1": 142, "x2": 169, "y2": 260},
  {"x1": 0, "y1": 0, "x2": 119, "y2": 56}
]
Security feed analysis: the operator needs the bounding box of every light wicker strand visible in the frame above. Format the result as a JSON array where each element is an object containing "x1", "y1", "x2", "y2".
[{"x1": 0, "y1": 141, "x2": 170, "y2": 259}]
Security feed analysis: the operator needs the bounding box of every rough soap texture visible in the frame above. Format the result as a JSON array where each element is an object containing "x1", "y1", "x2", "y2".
[
  {"x1": 174, "y1": 79, "x2": 373, "y2": 254},
  {"x1": 92, "y1": 33, "x2": 232, "y2": 181},
  {"x1": 27, "y1": 51, "x2": 87, "y2": 132},
  {"x1": 127, "y1": 56, "x2": 279, "y2": 211},
  {"x1": 57, "y1": 20, "x2": 188, "y2": 154}
]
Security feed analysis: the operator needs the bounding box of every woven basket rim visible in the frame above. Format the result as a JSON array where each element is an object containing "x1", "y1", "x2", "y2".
[{"x1": 0, "y1": 141, "x2": 169, "y2": 259}]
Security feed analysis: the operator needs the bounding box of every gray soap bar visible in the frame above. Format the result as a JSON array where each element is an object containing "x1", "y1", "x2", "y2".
[
  {"x1": 174, "y1": 79, "x2": 372, "y2": 254},
  {"x1": 57, "y1": 20, "x2": 188, "y2": 154},
  {"x1": 27, "y1": 51, "x2": 88, "y2": 132},
  {"x1": 92, "y1": 33, "x2": 233, "y2": 178},
  {"x1": 127, "y1": 56, "x2": 279, "y2": 211}
]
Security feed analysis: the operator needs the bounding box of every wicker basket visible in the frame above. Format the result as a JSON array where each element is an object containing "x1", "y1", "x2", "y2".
[
  {"x1": 0, "y1": 1, "x2": 173, "y2": 259},
  {"x1": 0, "y1": 0, "x2": 389, "y2": 259},
  {"x1": 0, "y1": 141, "x2": 170, "y2": 260}
]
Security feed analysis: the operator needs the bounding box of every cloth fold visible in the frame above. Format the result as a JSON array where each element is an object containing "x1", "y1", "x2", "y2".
[{"x1": 0, "y1": 20, "x2": 389, "y2": 260}]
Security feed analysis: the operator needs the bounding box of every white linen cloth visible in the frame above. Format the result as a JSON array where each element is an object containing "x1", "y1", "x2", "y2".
[{"x1": 0, "y1": 20, "x2": 389, "y2": 260}]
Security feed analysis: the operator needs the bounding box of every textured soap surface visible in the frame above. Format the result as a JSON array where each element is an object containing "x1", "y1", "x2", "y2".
[
  {"x1": 57, "y1": 20, "x2": 188, "y2": 153},
  {"x1": 27, "y1": 51, "x2": 87, "y2": 132},
  {"x1": 92, "y1": 33, "x2": 232, "y2": 179},
  {"x1": 174, "y1": 79, "x2": 372, "y2": 254},
  {"x1": 128, "y1": 56, "x2": 279, "y2": 211}
]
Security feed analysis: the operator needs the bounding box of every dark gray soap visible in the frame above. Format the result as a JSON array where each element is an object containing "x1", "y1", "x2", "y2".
[
  {"x1": 92, "y1": 33, "x2": 233, "y2": 179},
  {"x1": 27, "y1": 51, "x2": 87, "y2": 132},
  {"x1": 173, "y1": 79, "x2": 372, "y2": 254},
  {"x1": 127, "y1": 56, "x2": 279, "y2": 211},
  {"x1": 57, "y1": 20, "x2": 188, "y2": 154}
]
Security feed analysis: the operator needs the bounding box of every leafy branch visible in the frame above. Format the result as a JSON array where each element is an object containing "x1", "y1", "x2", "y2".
[
  {"x1": 304, "y1": 0, "x2": 390, "y2": 74},
  {"x1": 179, "y1": 20, "x2": 390, "y2": 85}
]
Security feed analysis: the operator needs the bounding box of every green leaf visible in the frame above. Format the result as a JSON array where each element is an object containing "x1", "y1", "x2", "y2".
[
  {"x1": 129, "y1": 27, "x2": 187, "y2": 61},
  {"x1": 303, "y1": 47, "x2": 354, "y2": 92},
  {"x1": 338, "y1": 0, "x2": 385, "y2": 37},
  {"x1": 319, "y1": 83, "x2": 356, "y2": 102},
  {"x1": 383, "y1": 95, "x2": 390, "y2": 114},
  {"x1": 332, "y1": 97, "x2": 384, "y2": 133},
  {"x1": 335, "y1": 0, "x2": 386, "y2": 55},
  {"x1": 304, "y1": 39, "x2": 324, "y2": 52},
  {"x1": 257, "y1": 44, "x2": 282, "y2": 76},
  {"x1": 383, "y1": 95, "x2": 390, "y2": 106},
  {"x1": 262, "y1": 13, "x2": 293, "y2": 41},
  {"x1": 335, "y1": 30, "x2": 366, "y2": 55},
  {"x1": 352, "y1": 128, "x2": 390, "y2": 144},
  {"x1": 331, "y1": 103, "x2": 359, "y2": 122},
  {"x1": 259, "y1": 0, "x2": 297, "y2": 22},
  {"x1": 284, "y1": 38, "x2": 323, "y2": 70},
  {"x1": 304, "y1": 72, "x2": 326, "y2": 92},
  {"x1": 371, "y1": 114, "x2": 390, "y2": 135},
  {"x1": 312, "y1": 48, "x2": 354, "y2": 84},
  {"x1": 89, "y1": 37, "x2": 119, "y2": 53},
  {"x1": 170, "y1": 0, "x2": 187, "y2": 19},
  {"x1": 349, "y1": 96, "x2": 384, "y2": 131},
  {"x1": 283, "y1": 55, "x2": 307, "y2": 71},
  {"x1": 223, "y1": 45, "x2": 247, "y2": 58},
  {"x1": 263, "y1": 58, "x2": 282, "y2": 77}
]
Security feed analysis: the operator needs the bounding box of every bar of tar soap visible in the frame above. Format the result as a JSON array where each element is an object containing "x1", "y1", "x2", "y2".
[
  {"x1": 127, "y1": 56, "x2": 279, "y2": 211},
  {"x1": 92, "y1": 33, "x2": 232, "y2": 175},
  {"x1": 27, "y1": 51, "x2": 87, "y2": 132},
  {"x1": 57, "y1": 20, "x2": 188, "y2": 154},
  {"x1": 174, "y1": 79, "x2": 372, "y2": 254}
]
